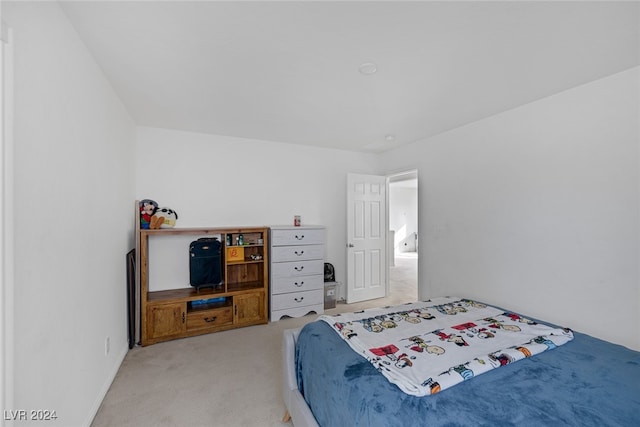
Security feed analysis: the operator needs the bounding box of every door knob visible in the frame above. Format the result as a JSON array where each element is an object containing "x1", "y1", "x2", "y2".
[{"x1": 347, "y1": 243, "x2": 354, "y2": 248}]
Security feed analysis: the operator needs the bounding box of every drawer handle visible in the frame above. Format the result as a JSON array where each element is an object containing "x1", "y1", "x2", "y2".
[
  {"x1": 294, "y1": 250, "x2": 304, "y2": 256},
  {"x1": 294, "y1": 297, "x2": 304, "y2": 303},
  {"x1": 294, "y1": 266, "x2": 304, "y2": 272},
  {"x1": 204, "y1": 316, "x2": 217, "y2": 323},
  {"x1": 295, "y1": 235, "x2": 305, "y2": 240},
  {"x1": 294, "y1": 281, "x2": 304, "y2": 287}
]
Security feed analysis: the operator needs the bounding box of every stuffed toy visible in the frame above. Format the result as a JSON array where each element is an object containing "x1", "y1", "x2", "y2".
[
  {"x1": 150, "y1": 207, "x2": 179, "y2": 229},
  {"x1": 139, "y1": 199, "x2": 158, "y2": 229}
]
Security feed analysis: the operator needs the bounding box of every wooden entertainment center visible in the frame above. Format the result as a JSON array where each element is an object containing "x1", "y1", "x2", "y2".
[{"x1": 136, "y1": 217, "x2": 269, "y2": 346}]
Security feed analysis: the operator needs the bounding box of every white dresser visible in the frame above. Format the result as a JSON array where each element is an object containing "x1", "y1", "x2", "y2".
[{"x1": 270, "y1": 225, "x2": 325, "y2": 320}]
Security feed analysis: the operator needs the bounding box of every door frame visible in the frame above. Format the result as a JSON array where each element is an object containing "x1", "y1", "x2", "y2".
[{"x1": 345, "y1": 170, "x2": 419, "y2": 304}]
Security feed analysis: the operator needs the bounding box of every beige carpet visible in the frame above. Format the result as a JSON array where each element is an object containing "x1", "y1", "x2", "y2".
[{"x1": 91, "y1": 255, "x2": 417, "y2": 427}]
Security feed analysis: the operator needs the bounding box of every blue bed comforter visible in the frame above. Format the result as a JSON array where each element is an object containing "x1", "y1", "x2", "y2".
[{"x1": 296, "y1": 319, "x2": 640, "y2": 427}]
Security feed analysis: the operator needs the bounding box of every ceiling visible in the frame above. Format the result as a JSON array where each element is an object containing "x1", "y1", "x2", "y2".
[{"x1": 59, "y1": 1, "x2": 639, "y2": 153}]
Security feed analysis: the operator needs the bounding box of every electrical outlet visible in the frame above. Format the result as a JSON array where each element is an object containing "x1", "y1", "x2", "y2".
[{"x1": 105, "y1": 337, "x2": 110, "y2": 356}]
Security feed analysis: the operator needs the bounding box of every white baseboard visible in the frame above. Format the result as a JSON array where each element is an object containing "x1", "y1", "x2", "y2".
[{"x1": 82, "y1": 343, "x2": 129, "y2": 427}]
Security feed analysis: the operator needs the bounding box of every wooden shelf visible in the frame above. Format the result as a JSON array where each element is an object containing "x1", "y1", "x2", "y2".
[
  {"x1": 227, "y1": 259, "x2": 264, "y2": 265},
  {"x1": 136, "y1": 205, "x2": 269, "y2": 346},
  {"x1": 187, "y1": 298, "x2": 231, "y2": 312},
  {"x1": 141, "y1": 227, "x2": 266, "y2": 236},
  {"x1": 227, "y1": 281, "x2": 264, "y2": 292},
  {"x1": 148, "y1": 286, "x2": 226, "y2": 302}
]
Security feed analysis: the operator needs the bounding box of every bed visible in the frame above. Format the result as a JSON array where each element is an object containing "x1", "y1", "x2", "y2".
[{"x1": 282, "y1": 297, "x2": 640, "y2": 427}]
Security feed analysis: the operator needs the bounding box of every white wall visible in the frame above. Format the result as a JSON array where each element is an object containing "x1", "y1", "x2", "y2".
[
  {"x1": 389, "y1": 186, "x2": 418, "y2": 252},
  {"x1": 4, "y1": 2, "x2": 136, "y2": 426},
  {"x1": 381, "y1": 67, "x2": 640, "y2": 351},
  {"x1": 136, "y1": 126, "x2": 378, "y2": 293}
]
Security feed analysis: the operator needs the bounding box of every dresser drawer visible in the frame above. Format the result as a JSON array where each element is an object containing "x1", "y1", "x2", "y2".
[
  {"x1": 271, "y1": 228, "x2": 324, "y2": 246},
  {"x1": 271, "y1": 289, "x2": 323, "y2": 311},
  {"x1": 271, "y1": 260, "x2": 323, "y2": 278},
  {"x1": 186, "y1": 306, "x2": 233, "y2": 331},
  {"x1": 271, "y1": 274, "x2": 323, "y2": 295},
  {"x1": 271, "y1": 245, "x2": 324, "y2": 262}
]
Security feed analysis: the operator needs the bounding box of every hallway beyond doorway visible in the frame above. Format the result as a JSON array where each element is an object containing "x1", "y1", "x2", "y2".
[{"x1": 389, "y1": 252, "x2": 417, "y2": 302}]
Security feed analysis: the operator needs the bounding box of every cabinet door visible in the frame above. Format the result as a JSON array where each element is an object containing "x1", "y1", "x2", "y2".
[
  {"x1": 147, "y1": 302, "x2": 186, "y2": 341},
  {"x1": 234, "y1": 292, "x2": 265, "y2": 326}
]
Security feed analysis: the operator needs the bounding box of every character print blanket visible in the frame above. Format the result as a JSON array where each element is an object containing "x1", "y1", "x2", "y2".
[{"x1": 319, "y1": 296, "x2": 573, "y2": 396}]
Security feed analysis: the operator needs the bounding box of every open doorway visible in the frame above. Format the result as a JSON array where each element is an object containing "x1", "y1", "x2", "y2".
[{"x1": 388, "y1": 171, "x2": 418, "y2": 302}]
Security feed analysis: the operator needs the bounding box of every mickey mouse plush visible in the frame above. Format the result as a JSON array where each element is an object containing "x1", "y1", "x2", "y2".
[{"x1": 139, "y1": 199, "x2": 158, "y2": 229}]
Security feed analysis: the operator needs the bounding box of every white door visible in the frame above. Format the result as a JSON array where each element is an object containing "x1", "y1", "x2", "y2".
[{"x1": 346, "y1": 173, "x2": 387, "y2": 303}]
